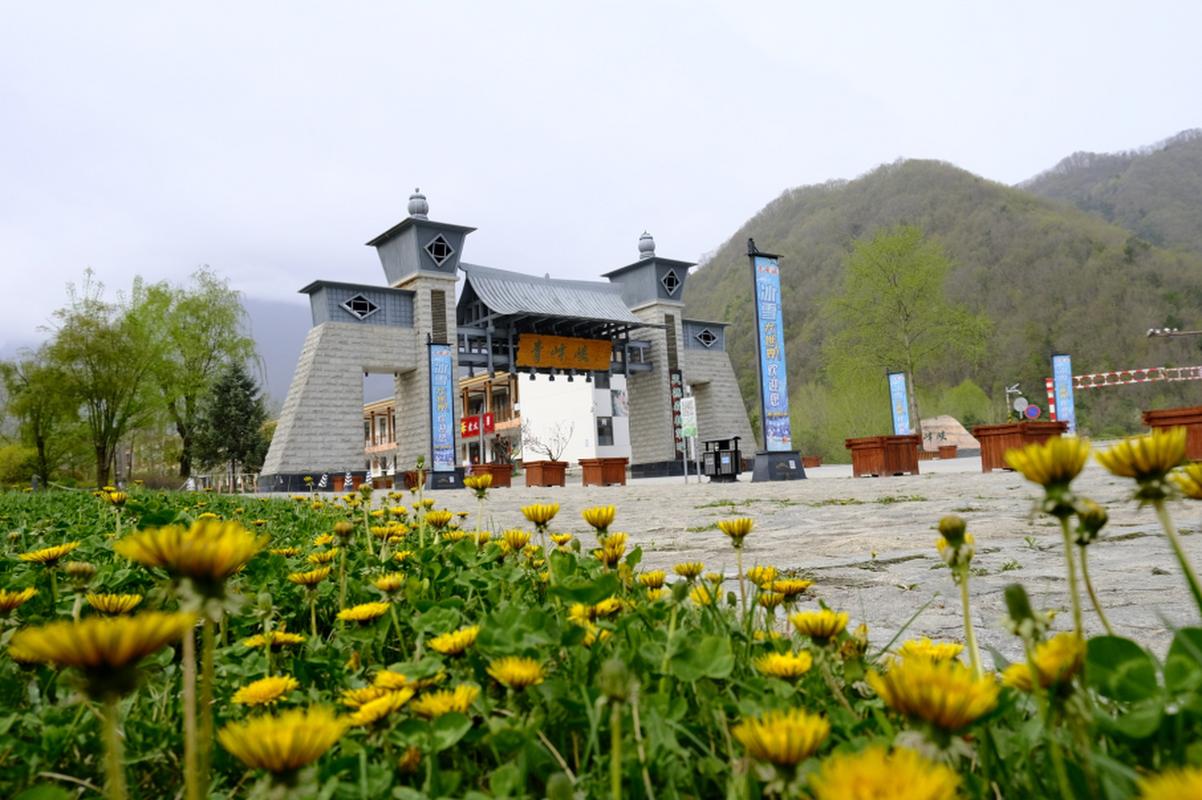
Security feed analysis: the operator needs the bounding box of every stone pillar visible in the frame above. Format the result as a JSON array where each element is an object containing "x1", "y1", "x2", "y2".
[
  {"x1": 627, "y1": 303, "x2": 686, "y2": 477},
  {"x1": 391, "y1": 273, "x2": 460, "y2": 476}
]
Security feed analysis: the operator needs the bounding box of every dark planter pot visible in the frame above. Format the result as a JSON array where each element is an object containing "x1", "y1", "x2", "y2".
[
  {"x1": 973, "y1": 421, "x2": 1067, "y2": 473},
  {"x1": 801, "y1": 455, "x2": 822, "y2": 468},
  {"x1": 938, "y1": 445, "x2": 958, "y2": 459},
  {"x1": 524, "y1": 461, "x2": 568, "y2": 487},
  {"x1": 470, "y1": 463, "x2": 514, "y2": 488},
  {"x1": 1143, "y1": 405, "x2": 1202, "y2": 461},
  {"x1": 402, "y1": 470, "x2": 425, "y2": 490},
  {"x1": 579, "y1": 457, "x2": 629, "y2": 486},
  {"x1": 844, "y1": 435, "x2": 921, "y2": 477}
]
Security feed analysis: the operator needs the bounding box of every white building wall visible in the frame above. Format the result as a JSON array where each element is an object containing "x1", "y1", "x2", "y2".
[{"x1": 518, "y1": 374, "x2": 632, "y2": 464}]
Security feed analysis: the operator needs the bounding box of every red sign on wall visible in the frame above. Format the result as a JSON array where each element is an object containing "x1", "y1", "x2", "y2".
[{"x1": 461, "y1": 413, "x2": 495, "y2": 437}]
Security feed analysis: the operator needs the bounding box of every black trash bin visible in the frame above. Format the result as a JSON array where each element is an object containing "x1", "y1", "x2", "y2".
[{"x1": 702, "y1": 437, "x2": 743, "y2": 482}]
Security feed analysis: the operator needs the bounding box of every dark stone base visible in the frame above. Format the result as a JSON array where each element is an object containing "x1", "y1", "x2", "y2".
[
  {"x1": 257, "y1": 471, "x2": 369, "y2": 493},
  {"x1": 428, "y1": 470, "x2": 463, "y2": 490},
  {"x1": 751, "y1": 451, "x2": 807, "y2": 482},
  {"x1": 630, "y1": 459, "x2": 688, "y2": 479}
]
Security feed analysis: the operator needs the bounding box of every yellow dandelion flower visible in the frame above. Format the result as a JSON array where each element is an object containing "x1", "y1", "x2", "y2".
[
  {"x1": 410, "y1": 684, "x2": 480, "y2": 718},
  {"x1": 1005, "y1": 435, "x2": 1092, "y2": 489},
  {"x1": 521, "y1": 502, "x2": 559, "y2": 527},
  {"x1": 867, "y1": 657, "x2": 999, "y2": 732},
  {"x1": 197, "y1": 512, "x2": 220, "y2": 520},
  {"x1": 1173, "y1": 462, "x2": 1202, "y2": 500},
  {"x1": 1138, "y1": 765, "x2": 1202, "y2": 799},
  {"x1": 746, "y1": 565, "x2": 777, "y2": 587},
  {"x1": 397, "y1": 745, "x2": 421, "y2": 773},
  {"x1": 674, "y1": 561, "x2": 704, "y2": 580},
  {"x1": 1097, "y1": 427, "x2": 1186, "y2": 483},
  {"x1": 771, "y1": 578, "x2": 813, "y2": 598},
  {"x1": 0, "y1": 587, "x2": 37, "y2": 614},
  {"x1": 717, "y1": 517, "x2": 754, "y2": 547},
  {"x1": 549, "y1": 533, "x2": 573, "y2": 547},
  {"x1": 340, "y1": 686, "x2": 390, "y2": 708},
  {"x1": 9, "y1": 611, "x2": 194, "y2": 697},
  {"x1": 287, "y1": 566, "x2": 333, "y2": 587},
  {"x1": 706, "y1": 571, "x2": 725, "y2": 585},
  {"x1": 307, "y1": 548, "x2": 340, "y2": 565},
  {"x1": 372, "y1": 669, "x2": 410, "y2": 690},
  {"x1": 690, "y1": 585, "x2": 716, "y2": 606},
  {"x1": 896, "y1": 637, "x2": 965, "y2": 663},
  {"x1": 218, "y1": 706, "x2": 347, "y2": 775},
  {"x1": 393, "y1": 550, "x2": 415, "y2": 563},
  {"x1": 759, "y1": 592, "x2": 785, "y2": 610},
  {"x1": 754, "y1": 650, "x2": 814, "y2": 680},
  {"x1": 313, "y1": 533, "x2": 334, "y2": 547},
  {"x1": 85, "y1": 593, "x2": 144, "y2": 615},
  {"x1": 809, "y1": 745, "x2": 960, "y2": 800},
  {"x1": 645, "y1": 588, "x2": 666, "y2": 602},
  {"x1": 464, "y1": 473, "x2": 493, "y2": 494},
  {"x1": 732, "y1": 708, "x2": 829, "y2": 767},
  {"x1": 1001, "y1": 632, "x2": 1085, "y2": 693},
  {"x1": 348, "y1": 688, "x2": 415, "y2": 726},
  {"x1": 64, "y1": 561, "x2": 97, "y2": 583},
  {"x1": 425, "y1": 510, "x2": 453, "y2": 529},
  {"x1": 596, "y1": 532, "x2": 628, "y2": 567},
  {"x1": 269, "y1": 547, "x2": 301, "y2": 557},
  {"x1": 789, "y1": 610, "x2": 849, "y2": 644},
  {"x1": 568, "y1": 603, "x2": 594, "y2": 626},
  {"x1": 638, "y1": 570, "x2": 666, "y2": 589},
  {"x1": 337, "y1": 602, "x2": 390, "y2": 624},
  {"x1": 232, "y1": 675, "x2": 299, "y2": 707},
  {"x1": 370, "y1": 525, "x2": 390, "y2": 540},
  {"x1": 442, "y1": 530, "x2": 469, "y2": 544},
  {"x1": 372, "y1": 573, "x2": 406, "y2": 594},
  {"x1": 115, "y1": 520, "x2": 266, "y2": 584},
  {"x1": 428, "y1": 625, "x2": 480, "y2": 656},
  {"x1": 487, "y1": 656, "x2": 545, "y2": 689},
  {"x1": 105, "y1": 491, "x2": 128, "y2": 507},
  {"x1": 582, "y1": 505, "x2": 616, "y2": 532},
  {"x1": 242, "y1": 630, "x2": 306, "y2": 649},
  {"x1": 17, "y1": 541, "x2": 81, "y2": 566},
  {"x1": 592, "y1": 596, "x2": 624, "y2": 617},
  {"x1": 503, "y1": 529, "x2": 532, "y2": 551}
]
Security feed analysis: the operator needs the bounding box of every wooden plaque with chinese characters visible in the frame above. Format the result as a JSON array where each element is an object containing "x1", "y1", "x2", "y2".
[{"x1": 516, "y1": 334, "x2": 612, "y2": 372}]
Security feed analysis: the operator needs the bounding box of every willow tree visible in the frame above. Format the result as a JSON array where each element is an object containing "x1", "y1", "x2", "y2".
[{"x1": 827, "y1": 225, "x2": 989, "y2": 439}]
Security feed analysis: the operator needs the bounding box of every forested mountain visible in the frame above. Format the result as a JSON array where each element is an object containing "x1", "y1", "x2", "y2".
[
  {"x1": 684, "y1": 159, "x2": 1202, "y2": 459},
  {"x1": 1023, "y1": 129, "x2": 1202, "y2": 257}
]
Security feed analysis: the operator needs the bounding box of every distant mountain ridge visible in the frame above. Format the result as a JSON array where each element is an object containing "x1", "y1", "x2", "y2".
[
  {"x1": 684, "y1": 154, "x2": 1202, "y2": 453},
  {"x1": 1022, "y1": 129, "x2": 1202, "y2": 256}
]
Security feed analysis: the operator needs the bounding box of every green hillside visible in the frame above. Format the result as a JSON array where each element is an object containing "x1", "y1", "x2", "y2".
[
  {"x1": 684, "y1": 159, "x2": 1202, "y2": 459},
  {"x1": 1023, "y1": 129, "x2": 1202, "y2": 256}
]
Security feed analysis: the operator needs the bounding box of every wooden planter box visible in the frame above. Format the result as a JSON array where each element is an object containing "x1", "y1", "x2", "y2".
[
  {"x1": 972, "y1": 421, "x2": 1067, "y2": 472},
  {"x1": 844, "y1": 435, "x2": 921, "y2": 477},
  {"x1": 802, "y1": 455, "x2": 823, "y2": 469},
  {"x1": 579, "y1": 457, "x2": 629, "y2": 486},
  {"x1": 524, "y1": 460, "x2": 568, "y2": 487},
  {"x1": 470, "y1": 463, "x2": 513, "y2": 488},
  {"x1": 1143, "y1": 406, "x2": 1202, "y2": 460},
  {"x1": 401, "y1": 470, "x2": 425, "y2": 490},
  {"x1": 938, "y1": 445, "x2": 958, "y2": 459}
]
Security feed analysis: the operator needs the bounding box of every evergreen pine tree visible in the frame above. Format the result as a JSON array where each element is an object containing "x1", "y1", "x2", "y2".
[{"x1": 194, "y1": 361, "x2": 269, "y2": 488}]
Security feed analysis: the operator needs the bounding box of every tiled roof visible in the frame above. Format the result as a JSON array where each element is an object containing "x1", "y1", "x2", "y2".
[{"x1": 460, "y1": 263, "x2": 645, "y2": 325}]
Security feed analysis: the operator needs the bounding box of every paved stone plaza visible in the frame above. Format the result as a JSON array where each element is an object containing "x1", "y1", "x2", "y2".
[{"x1": 442, "y1": 454, "x2": 1202, "y2": 665}]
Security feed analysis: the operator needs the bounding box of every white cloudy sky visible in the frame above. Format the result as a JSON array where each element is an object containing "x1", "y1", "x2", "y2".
[{"x1": 2, "y1": 1, "x2": 1198, "y2": 352}]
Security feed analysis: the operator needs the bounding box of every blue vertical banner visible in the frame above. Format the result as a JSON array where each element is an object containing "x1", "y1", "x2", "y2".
[
  {"x1": 428, "y1": 343, "x2": 457, "y2": 472},
  {"x1": 888, "y1": 371, "x2": 912, "y2": 435},
  {"x1": 752, "y1": 254, "x2": 793, "y2": 451},
  {"x1": 1051, "y1": 353, "x2": 1076, "y2": 435}
]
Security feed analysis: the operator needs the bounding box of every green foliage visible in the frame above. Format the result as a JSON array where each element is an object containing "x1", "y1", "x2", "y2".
[
  {"x1": 0, "y1": 351, "x2": 86, "y2": 484},
  {"x1": 0, "y1": 443, "x2": 36, "y2": 484},
  {"x1": 685, "y1": 159, "x2": 1202, "y2": 439},
  {"x1": 194, "y1": 361, "x2": 270, "y2": 476},
  {"x1": 927, "y1": 379, "x2": 994, "y2": 428}
]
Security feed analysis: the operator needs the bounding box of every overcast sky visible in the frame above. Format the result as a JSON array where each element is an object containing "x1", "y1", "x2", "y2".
[{"x1": 2, "y1": 1, "x2": 1198, "y2": 353}]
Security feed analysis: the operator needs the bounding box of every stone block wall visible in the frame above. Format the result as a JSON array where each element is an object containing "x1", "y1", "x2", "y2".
[
  {"x1": 627, "y1": 304, "x2": 684, "y2": 466},
  {"x1": 261, "y1": 322, "x2": 418, "y2": 475},
  {"x1": 682, "y1": 348, "x2": 756, "y2": 448}
]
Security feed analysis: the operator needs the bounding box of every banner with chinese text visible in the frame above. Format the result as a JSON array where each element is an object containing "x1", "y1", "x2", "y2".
[
  {"x1": 888, "y1": 371, "x2": 912, "y2": 435},
  {"x1": 670, "y1": 369, "x2": 685, "y2": 455},
  {"x1": 516, "y1": 334, "x2": 611, "y2": 373},
  {"x1": 428, "y1": 343, "x2": 457, "y2": 472},
  {"x1": 1052, "y1": 354, "x2": 1076, "y2": 435},
  {"x1": 753, "y1": 255, "x2": 793, "y2": 451}
]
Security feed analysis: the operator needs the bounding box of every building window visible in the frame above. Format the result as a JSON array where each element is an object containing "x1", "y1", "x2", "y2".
[
  {"x1": 594, "y1": 371, "x2": 611, "y2": 389},
  {"x1": 660, "y1": 269, "x2": 680, "y2": 295},
  {"x1": 596, "y1": 416, "x2": 614, "y2": 446},
  {"x1": 342, "y1": 294, "x2": 380, "y2": 320},
  {"x1": 424, "y1": 234, "x2": 455, "y2": 267},
  {"x1": 694, "y1": 327, "x2": 718, "y2": 348}
]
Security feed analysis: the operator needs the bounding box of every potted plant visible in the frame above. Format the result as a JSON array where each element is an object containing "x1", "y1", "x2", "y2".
[{"x1": 520, "y1": 421, "x2": 573, "y2": 487}]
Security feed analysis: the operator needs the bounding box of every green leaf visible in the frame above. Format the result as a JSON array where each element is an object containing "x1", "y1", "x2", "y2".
[
  {"x1": 13, "y1": 787, "x2": 72, "y2": 800},
  {"x1": 489, "y1": 762, "x2": 523, "y2": 797},
  {"x1": 1097, "y1": 699, "x2": 1164, "y2": 739},
  {"x1": 431, "y1": 712, "x2": 473, "y2": 752},
  {"x1": 670, "y1": 635, "x2": 734, "y2": 682},
  {"x1": 413, "y1": 606, "x2": 461, "y2": 634},
  {"x1": 549, "y1": 571, "x2": 620, "y2": 605},
  {"x1": 1164, "y1": 627, "x2": 1202, "y2": 694},
  {"x1": 1086, "y1": 636, "x2": 1159, "y2": 701}
]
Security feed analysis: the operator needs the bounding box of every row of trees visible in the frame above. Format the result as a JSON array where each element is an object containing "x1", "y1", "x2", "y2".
[{"x1": 0, "y1": 269, "x2": 269, "y2": 488}]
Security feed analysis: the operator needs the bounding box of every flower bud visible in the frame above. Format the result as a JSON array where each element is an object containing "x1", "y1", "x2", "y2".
[
  {"x1": 1073, "y1": 499, "x2": 1108, "y2": 546},
  {"x1": 937, "y1": 516, "x2": 967, "y2": 548},
  {"x1": 598, "y1": 658, "x2": 630, "y2": 702}
]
